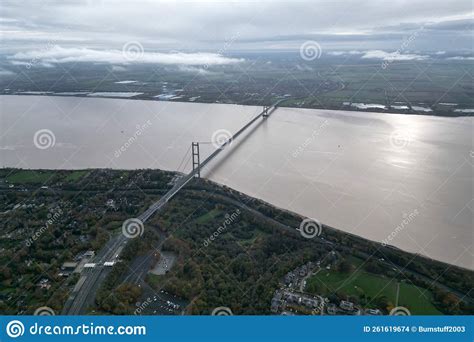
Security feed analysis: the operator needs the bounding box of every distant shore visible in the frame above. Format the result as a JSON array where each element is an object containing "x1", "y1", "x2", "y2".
[{"x1": 2, "y1": 93, "x2": 473, "y2": 118}]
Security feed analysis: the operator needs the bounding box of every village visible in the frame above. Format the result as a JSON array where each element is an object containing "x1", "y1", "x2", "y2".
[{"x1": 270, "y1": 253, "x2": 382, "y2": 316}]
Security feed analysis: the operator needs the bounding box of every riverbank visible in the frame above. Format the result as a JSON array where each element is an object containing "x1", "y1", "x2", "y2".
[
  {"x1": 1, "y1": 168, "x2": 472, "y2": 315},
  {"x1": 1, "y1": 95, "x2": 472, "y2": 269},
  {"x1": 2, "y1": 93, "x2": 473, "y2": 117}
]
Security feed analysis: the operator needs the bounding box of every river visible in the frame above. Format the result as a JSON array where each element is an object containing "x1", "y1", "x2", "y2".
[{"x1": 1, "y1": 95, "x2": 472, "y2": 269}]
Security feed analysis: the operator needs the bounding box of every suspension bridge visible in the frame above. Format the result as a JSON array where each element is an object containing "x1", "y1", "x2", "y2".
[
  {"x1": 139, "y1": 101, "x2": 282, "y2": 222},
  {"x1": 63, "y1": 101, "x2": 282, "y2": 314}
]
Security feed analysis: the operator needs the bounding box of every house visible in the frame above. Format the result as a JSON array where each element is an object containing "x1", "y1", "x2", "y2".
[
  {"x1": 340, "y1": 300, "x2": 354, "y2": 311},
  {"x1": 106, "y1": 199, "x2": 116, "y2": 209},
  {"x1": 83, "y1": 250, "x2": 95, "y2": 258},
  {"x1": 60, "y1": 262, "x2": 78, "y2": 276},
  {"x1": 285, "y1": 292, "x2": 300, "y2": 303},
  {"x1": 327, "y1": 304, "x2": 337, "y2": 315},
  {"x1": 271, "y1": 298, "x2": 282, "y2": 313},
  {"x1": 74, "y1": 250, "x2": 95, "y2": 261},
  {"x1": 37, "y1": 278, "x2": 51, "y2": 290},
  {"x1": 284, "y1": 272, "x2": 296, "y2": 285},
  {"x1": 365, "y1": 308, "x2": 382, "y2": 315}
]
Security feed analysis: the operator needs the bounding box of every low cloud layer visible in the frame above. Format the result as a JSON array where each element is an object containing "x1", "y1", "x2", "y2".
[
  {"x1": 361, "y1": 50, "x2": 429, "y2": 61},
  {"x1": 8, "y1": 46, "x2": 244, "y2": 66},
  {"x1": 447, "y1": 56, "x2": 474, "y2": 61}
]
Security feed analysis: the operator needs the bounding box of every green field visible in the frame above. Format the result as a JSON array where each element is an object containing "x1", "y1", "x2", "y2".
[
  {"x1": 307, "y1": 265, "x2": 442, "y2": 315},
  {"x1": 64, "y1": 170, "x2": 89, "y2": 182},
  {"x1": 6, "y1": 170, "x2": 55, "y2": 184},
  {"x1": 5, "y1": 169, "x2": 90, "y2": 185},
  {"x1": 195, "y1": 208, "x2": 223, "y2": 224},
  {"x1": 146, "y1": 273, "x2": 164, "y2": 288}
]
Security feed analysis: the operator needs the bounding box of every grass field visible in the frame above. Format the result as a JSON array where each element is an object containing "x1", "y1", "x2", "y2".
[
  {"x1": 64, "y1": 170, "x2": 89, "y2": 182},
  {"x1": 146, "y1": 273, "x2": 163, "y2": 289},
  {"x1": 5, "y1": 169, "x2": 90, "y2": 185},
  {"x1": 194, "y1": 208, "x2": 223, "y2": 224},
  {"x1": 6, "y1": 170, "x2": 55, "y2": 184},
  {"x1": 234, "y1": 230, "x2": 268, "y2": 248},
  {"x1": 307, "y1": 264, "x2": 442, "y2": 315}
]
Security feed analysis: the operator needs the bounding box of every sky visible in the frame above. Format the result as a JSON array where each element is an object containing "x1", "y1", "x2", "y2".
[{"x1": 1, "y1": 0, "x2": 472, "y2": 65}]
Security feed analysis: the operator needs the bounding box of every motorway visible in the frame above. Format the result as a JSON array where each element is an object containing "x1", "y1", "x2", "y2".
[{"x1": 62, "y1": 234, "x2": 127, "y2": 314}]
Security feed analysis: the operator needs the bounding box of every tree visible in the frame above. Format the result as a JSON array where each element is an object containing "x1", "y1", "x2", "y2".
[{"x1": 337, "y1": 260, "x2": 354, "y2": 273}]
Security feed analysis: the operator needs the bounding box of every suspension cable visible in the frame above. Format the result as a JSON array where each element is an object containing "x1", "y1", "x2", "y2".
[
  {"x1": 182, "y1": 153, "x2": 193, "y2": 172},
  {"x1": 176, "y1": 145, "x2": 191, "y2": 172}
]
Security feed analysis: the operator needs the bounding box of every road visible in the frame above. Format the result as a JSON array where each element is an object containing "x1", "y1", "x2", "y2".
[
  {"x1": 62, "y1": 102, "x2": 282, "y2": 314},
  {"x1": 62, "y1": 234, "x2": 127, "y2": 314}
]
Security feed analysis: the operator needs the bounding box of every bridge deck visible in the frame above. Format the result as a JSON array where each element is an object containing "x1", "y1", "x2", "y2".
[
  {"x1": 140, "y1": 100, "x2": 282, "y2": 222},
  {"x1": 63, "y1": 101, "x2": 282, "y2": 314}
]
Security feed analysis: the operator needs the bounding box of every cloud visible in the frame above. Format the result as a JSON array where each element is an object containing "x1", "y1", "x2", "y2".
[
  {"x1": 447, "y1": 56, "x2": 474, "y2": 60},
  {"x1": 177, "y1": 66, "x2": 216, "y2": 75},
  {"x1": 0, "y1": 1, "x2": 472, "y2": 53},
  {"x1": 111, "y1": 65, "x2": 127, "y2": 72},
  {"x1": 0, "y1": 68, "x2": 15, "y2": 76},
  {"x1": 8, "y1": 46, "x2": 244, "y2": 66},
  {"x1": 326, "y1": 50, "x2": 364, "y2": 56},
  {"x1": 361, "y1": 50, "x2": 429, "y2": 61}
]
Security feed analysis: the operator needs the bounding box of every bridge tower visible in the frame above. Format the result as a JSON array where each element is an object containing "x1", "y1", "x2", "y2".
[
  {"x1": 192, "y1": 142, "x2": 200, "y2": 178},
  {"x1": 262, "y1": 105, "x2": 270, "y2": 118}
]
